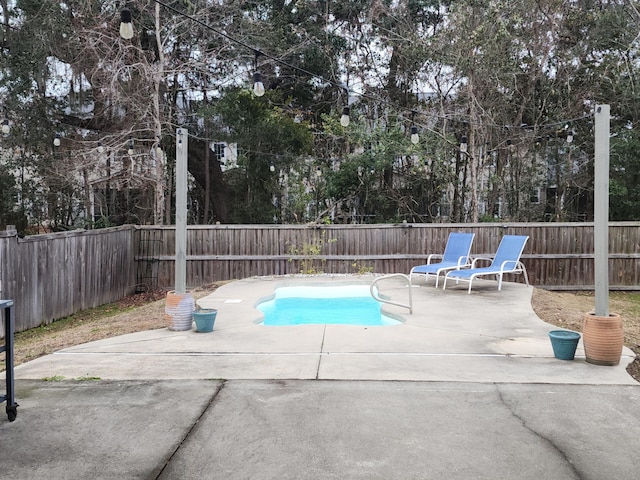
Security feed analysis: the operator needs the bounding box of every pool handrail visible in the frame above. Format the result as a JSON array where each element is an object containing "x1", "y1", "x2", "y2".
[{"x1": 370, "y1": 274, "x2": 413, "y2": 314}]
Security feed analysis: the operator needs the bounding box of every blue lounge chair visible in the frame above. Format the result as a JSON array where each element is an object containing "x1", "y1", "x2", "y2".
[
  {"x1": 409, "y1": 232, "x2": 475, "y2": 288},
  {"x1": 443, "y1": 235, "x2": 530, "y2": 294}
]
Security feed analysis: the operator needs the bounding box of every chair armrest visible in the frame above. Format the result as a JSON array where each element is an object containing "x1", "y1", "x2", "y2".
[
  {"x1": 499, "y1": 260, "x2": 521, "y2": 272},
  {"x1": 470, "y1": 256, "x2": 493, "y2": 268},
  {"x1": 426, "y1": 254, "x2": 443, "y2": 265},
  {"x1": 456, "y1": 255, "x2": 472, "y2": 268}
]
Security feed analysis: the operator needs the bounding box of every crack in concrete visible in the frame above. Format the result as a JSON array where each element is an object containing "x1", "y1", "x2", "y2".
[
  {"x1": 495, "y1": 384, "x2": 584, "y2": 480},
  {"x1": 153, "y1": 380, "x2": 226, "y2": 480},
  {"x1": 316, "y1": 325, "x2": 327, "y2": 379}
]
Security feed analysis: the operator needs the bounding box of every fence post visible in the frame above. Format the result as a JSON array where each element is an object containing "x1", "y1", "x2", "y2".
[{"x1": 0, "y1": 226, "x2": 17, "y2": 337}]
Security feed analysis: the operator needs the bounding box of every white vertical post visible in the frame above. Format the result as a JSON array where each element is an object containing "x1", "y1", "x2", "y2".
[
  {"x1": 594, "y1": 105, "x2": 609, "y2": 317},
  {"x1": 175, "y1": 128, "x2": 188, "y2": 294}
]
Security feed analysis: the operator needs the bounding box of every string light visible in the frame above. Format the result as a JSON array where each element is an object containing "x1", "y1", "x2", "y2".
[
  {"x1": 409, "y1": 111, "x2": 419, "y2": 144},
  {"x1": 119, "y1": 8, "x2": 134, "y2": 40},
  {"x1": 459, "y1": 135, "x2": 467, "y2": 153},
  {"x1": 122, "y1": 1, "x2": 593, "y2": 134},
  {"x1": 340, "y1": 107, "x2": 350, "y2": 127},
  {"x1": 155, "y1": 138, "x2": 163, "y2": 157},
  {"x1": 128, "y1": 138, "x2": 134, "y2": 155},
  {"x1": 567, "y1": 130, "x2": 574, "y2": 143},
  {"x1": 1, "y1": 119, "x2": 9, "y2": 134},
  {"x1": 253, "y1": 51, "x2": 265, "y2": 97},
  {"x1": 409, "y1": 112, "x2": 419, "y2": 144},
  {"x1": 97, "y1": 142, "x2": 105, "y2": 153},
  {"x1": 53, "y1": 134, "x2": 61, "y2": 147},
  {"x1": 253, "y1": 72, "x2": 265, "y2": 97},
  {"x1": 410, "y1": 126, "x2": 419, "y2": 144}
]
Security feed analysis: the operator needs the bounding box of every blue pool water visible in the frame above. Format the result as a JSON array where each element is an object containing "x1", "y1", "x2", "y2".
[{"x1": 257, "y1": 285, "x2": 400, "y2": 326}]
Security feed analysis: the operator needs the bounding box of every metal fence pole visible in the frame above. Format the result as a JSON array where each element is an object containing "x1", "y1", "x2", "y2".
[
  {"x1": 175, "y1": 128, "x2": 188, "y2": 294},
  {"x1": 594, "y1": 105, "x2": 610, "y2": 317}
]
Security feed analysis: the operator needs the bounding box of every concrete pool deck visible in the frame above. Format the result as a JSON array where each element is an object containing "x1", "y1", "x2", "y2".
[
  {"x1": 3, "y1": 275, "x2": 639, "y2": 479},
  {"x1": 12, "y1": 274, "x2": 637, "y2": 384}
]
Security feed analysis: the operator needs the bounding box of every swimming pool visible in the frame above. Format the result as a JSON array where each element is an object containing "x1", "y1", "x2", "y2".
[{"x1": 256, "y1": 284, "x2": 401, "y2": 326}]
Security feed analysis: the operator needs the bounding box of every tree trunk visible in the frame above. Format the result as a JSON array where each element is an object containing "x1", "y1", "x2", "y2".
[
  {"x1": 188, "y1": 139, "x2": 229, "y2": 223},
  {"x1": 153, "y1": 3, "x2": 166, "y2": 225}
]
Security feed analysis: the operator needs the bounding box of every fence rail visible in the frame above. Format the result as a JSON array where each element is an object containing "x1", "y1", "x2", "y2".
[
  {"x1": 135, "y1": 222, "x2": 640, "y2": 292},
  {"x1": 1, "y1": 222, "x2": 639, "y2": 334}
]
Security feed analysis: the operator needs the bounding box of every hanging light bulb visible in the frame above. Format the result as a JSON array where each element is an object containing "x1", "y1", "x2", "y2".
[
  {"x1": 128, "y1": 138, "x2": 134, "y2": 155},
  {"x1": 269, "y1": 164, "x2": 275, "y2": 172},
  {"x1": 153, "y1": 137, "x2": 162, "y2": 157},
  {"x1": 97, "y1": 142, "x2": 105, "y2": 153},
  {"x1": 1, "y1": 118, "x2": 10, "y2": 134},
  {"x1": 340, "y1": 106, "x2": 350, "y2": 127},
  {"x1": 316, "y1": 166, "x2": 322, "y2": 177},
  {"x1": 410, "y1": 126, "x2": 419, "y2": 145},
  {"x1": 566, "y1": 130, "x2": 574, "y2": 143},
  {"x1": 120, "y1": 8, "x2": 134, "y2": 40},
  {"x1": 253, "y1": 72, "x2": 265, "y2": 97},
  {"x1": 460, "y1": 135, "x2": 468, "y2": 153},
  {"x1": 53, "y1": 134, "x2": 61, "y2": 147},
  {"x1": 252, "y1": 50, "x2": 265, "y2": 97}
]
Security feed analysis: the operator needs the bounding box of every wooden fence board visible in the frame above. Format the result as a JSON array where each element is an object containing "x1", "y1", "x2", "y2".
[{"x1": 0, "y1": 226, "x2": 136, "y2": 334}]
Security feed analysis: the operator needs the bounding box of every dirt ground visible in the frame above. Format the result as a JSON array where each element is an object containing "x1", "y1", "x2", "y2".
[
  {"x1": 531, "y1": 288, "x2": 640, "y2": 380},
  {"x1": 3, "y1": 285, "x2": 639, "y2": 382}
]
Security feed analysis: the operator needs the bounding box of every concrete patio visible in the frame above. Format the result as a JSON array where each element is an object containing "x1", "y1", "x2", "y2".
[
  {"x1": 2, "y1": 275, "x2": 638, "y2": 480},
  {"x1": 11, "y1": 275, "x2": 637, "y2": 384}
]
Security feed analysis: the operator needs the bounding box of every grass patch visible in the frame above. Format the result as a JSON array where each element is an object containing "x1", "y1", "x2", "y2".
[
  {"x1": 1, "y1": 286, "x2": 216, "y2": 371},
  {"x1": 15, "y1": 301, "x2": 141, "y2": 343}
]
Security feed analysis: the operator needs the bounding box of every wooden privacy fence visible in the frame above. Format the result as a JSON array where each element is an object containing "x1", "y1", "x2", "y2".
[
  {"x1": 0, "y1": 225, "x2": 136, "y2": 336},
  {"x1": 1, "y1": 222, "x2": 639, "y2": 334},
  {"x1": 135, "y1": 222, "x2": 640, "y2": 292}
]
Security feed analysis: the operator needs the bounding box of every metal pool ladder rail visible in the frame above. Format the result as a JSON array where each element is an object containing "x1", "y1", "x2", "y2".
[{"x1": 370, "y1": 274, "x2": 413, "y2": 314}]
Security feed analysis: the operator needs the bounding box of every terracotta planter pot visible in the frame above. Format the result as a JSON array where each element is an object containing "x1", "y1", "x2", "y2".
[
  {"x1": 582, "y1": 312, "x2": 624, "y2": 366},
  {"x1": 164, "y1": 291, "x2": 195, "y2": 331}
]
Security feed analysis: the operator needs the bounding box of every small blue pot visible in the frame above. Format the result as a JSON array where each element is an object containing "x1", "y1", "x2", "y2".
[
  {"x1": 549, "y1": 330, "x2": 581, "y2": 360},
  {"x1": 193, "y1": 309, "x2": 218, "y2": 333}
]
